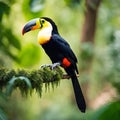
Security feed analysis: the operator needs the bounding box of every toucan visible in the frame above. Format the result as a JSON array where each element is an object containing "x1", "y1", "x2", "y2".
[{"x1": 22, "y1": 17, "x2": 86, "y2": 112}]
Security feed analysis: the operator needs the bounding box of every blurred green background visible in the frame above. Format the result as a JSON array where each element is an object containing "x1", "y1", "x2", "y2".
[{"x1": 0, "y1": 0, "x2": 120, "y2": 120}]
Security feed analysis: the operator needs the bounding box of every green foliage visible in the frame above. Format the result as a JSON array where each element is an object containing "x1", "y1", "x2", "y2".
[
  {"x1": 0, "y1": 1, "x2": 42, "y2": 67},
  {"x1": 79, "y1": 42, "x2": 94, "y2": 82},
  {"x1": 0, "y1": 27, "x2": 21, "y2": 61},
  {"x1": 18, "y1": 43, "x2": 41, "y2": 67},
  {"x1": 106, "y1": 31, "x2": 120, "y2": 93},
  {"x1": 64, "y1": 0, "x2": 81, "y2": 7},
  {"x1": 92, "y1": 31, "x2": 120, "y2": 94},
  {"x1": 0, "y1": 1, "x2": 10, "y2": 21},
  {"x1": 5, "y1": 29, "x2": 21, "y2": 50},
  {"x1": 22, "y1": 0, "x2": 44, "y2": 19},
  {"x1": 0, "y1": 90, "x2": 31, "y2": 120},
  {"x1": 0, "y1": 1, "x2": 21, "y2": 63},
  {"x1": 90, "y1": 100, "x2": 120, "y2": 120},
  {"x1": 0, "y1": 108, "x2": 7, "y2": 120},
  {"x1": 40, "y1": 104, "x2": 87, "y2": 120},
  {"x1": 0, "y1": 92, "x2": 8, "y2": 120},
  {"x1": 80, "y1": 42, "x2": 94, "y2": 69}
]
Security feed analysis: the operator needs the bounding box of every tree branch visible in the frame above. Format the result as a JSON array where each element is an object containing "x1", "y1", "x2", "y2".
[{"x1": 0, "y1": 67, "x2": 63, "y2": 96}]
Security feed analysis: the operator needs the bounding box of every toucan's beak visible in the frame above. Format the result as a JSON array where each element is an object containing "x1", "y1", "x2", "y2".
[{"x1": 22, "y1": 18, "x2": 41, "y2": 35}]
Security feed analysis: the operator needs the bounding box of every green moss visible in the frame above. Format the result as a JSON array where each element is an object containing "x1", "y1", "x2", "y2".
[{"x1": 0, "y1": 67, "x2": 63, "y2": 97}]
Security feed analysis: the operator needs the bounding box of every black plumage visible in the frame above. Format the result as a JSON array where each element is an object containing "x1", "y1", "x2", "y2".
[{"x1": 41, "y1": 18, "x2": 86, "y2": 112}]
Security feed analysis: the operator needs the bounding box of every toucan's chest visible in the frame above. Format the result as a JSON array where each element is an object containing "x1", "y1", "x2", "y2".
[{"x1": 41, "y1": 39, "x2": 63, "y2": 63}]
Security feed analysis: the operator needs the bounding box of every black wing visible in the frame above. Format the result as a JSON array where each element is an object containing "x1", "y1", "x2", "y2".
[
  {"x1": 52, "y1": 34, "x2": 78, "y2": 63},
  {"x1": 51, "y1": 34, "x2": 78, "y2": 74}
]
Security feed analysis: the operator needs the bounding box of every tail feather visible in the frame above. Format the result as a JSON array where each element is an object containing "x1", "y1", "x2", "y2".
[{"x1": 71, "y1": 75, "x2": 86, "y2": 112}]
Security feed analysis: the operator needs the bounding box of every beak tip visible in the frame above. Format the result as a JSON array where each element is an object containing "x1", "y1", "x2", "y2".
[{"x1": 22, "y1": 28, "x2": 25, "y2": 35}]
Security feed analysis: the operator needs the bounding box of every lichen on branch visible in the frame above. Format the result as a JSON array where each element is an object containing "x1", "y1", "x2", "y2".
[{"x1": 0, "y1": 67, "x2": 63, "y2": 97}]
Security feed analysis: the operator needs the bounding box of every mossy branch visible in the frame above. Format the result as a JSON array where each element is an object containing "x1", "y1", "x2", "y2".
[{"x1": 0, "y1": 67, "x2": 63, "y2": 97}]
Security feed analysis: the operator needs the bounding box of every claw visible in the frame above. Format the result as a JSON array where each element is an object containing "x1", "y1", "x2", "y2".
[
  {"x1": 51, "y1": 62, "x2": 61, "y2": 70},
  {"x1": 40, "y1": 62, "x2": 61, "y2": 70},
  {"x1": 40, "y1": 64, "x2": 52, "y2": 69}
]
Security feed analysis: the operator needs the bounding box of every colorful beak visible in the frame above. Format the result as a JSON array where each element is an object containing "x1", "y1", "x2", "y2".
[{"x1": 22, "y1": 18, "x2": 40, "y2": 35}]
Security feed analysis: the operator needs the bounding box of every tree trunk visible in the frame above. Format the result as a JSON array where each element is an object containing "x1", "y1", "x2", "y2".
[{"x1": 81, "y1": 0, "x2": 101, "y2": 42}]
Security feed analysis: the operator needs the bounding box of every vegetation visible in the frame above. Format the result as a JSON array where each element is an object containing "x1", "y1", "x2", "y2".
[{"x1": 0, "y1": 0, "x2": 120, "y2": 119}]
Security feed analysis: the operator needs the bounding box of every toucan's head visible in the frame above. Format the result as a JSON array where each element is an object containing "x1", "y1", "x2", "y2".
[
  {"x1": 22, "y1": 17, "x2": 59, "y2": 44},
  {"x1": 22, "y1": 17, "x2": 58, "y2": 35}
]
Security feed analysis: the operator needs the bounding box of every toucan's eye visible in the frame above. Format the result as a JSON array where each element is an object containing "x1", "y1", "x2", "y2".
[{"x1": 41, "y1": 19, "x2": 45, "y2": 24}]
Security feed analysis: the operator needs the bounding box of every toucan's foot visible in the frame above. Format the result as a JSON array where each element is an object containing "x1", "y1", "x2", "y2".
[
  {"x1": 40, "y1": 62, "x2": 61, "y2": 70},
  {"x1": 51, "y1": 62, "x2": 61, "y2": 70},
  {"x1": 40, "y1": 64, "x2": 52, "y2": 69}
]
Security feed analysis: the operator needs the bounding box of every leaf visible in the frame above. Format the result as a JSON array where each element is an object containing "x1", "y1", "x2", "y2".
[
  {"x1": 64, "y1": 0, "x2": 81, "y2": 8},
  {"x1": 6, "y1": 76, "x2": 32, "y2": 96},
  {"x1": 0, "y1": 44, "x2": 19, "y2": 61},
  {"x1": 0, "y1": 1, "x2": 10, "y2": 21},
  {"x1": 91, "y1": 101, "x2": 120, "y2": 120},
  {"x1": 5, "y1": 29, "x2": 21, "y2": 50},
  {"x1": 30, "y1": 0, "x2": 45, "y2": 12},
  {"x1": 0, "y1": 108, "x2": 8, "y2": 120},
  {"x1": 0, "y1": 91, "x2": 8, "y2": 102}
]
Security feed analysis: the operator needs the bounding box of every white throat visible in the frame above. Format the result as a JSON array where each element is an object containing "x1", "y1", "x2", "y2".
[{"x1": 38, "y1": 25, "x2": 52, "y2": 44}]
